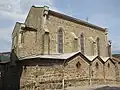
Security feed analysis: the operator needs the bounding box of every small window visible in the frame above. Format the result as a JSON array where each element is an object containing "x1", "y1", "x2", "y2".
[
  {"x1": 95, "y1": 62, "x2": 99, "y2": 69},
  {"x1": 96, "y1": 37, "x2": 100, "y2": 56},
  {"x1": 80, "y1": 33, "x2": 84, "y2": 54},
  {"x1": 76, "y1": 62, "x2": 81, "y2": 69},
  {"x1": 108, "y1": 63, "x2": 110, "y2": 68},
  {"x1": 92, "y1": 70, "x2": 94, "y2": 77},
  {"x1": 108, "y1": 40, "x2": 111, "y2": 57}
]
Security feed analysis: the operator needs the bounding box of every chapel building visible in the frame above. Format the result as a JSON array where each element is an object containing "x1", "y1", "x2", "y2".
[
  {"x1": 12, "y1": 6, "x2": 112, "y2": 58},
  {"x1": 1, "y1": 6, "x2": 119, "y2": 90}
]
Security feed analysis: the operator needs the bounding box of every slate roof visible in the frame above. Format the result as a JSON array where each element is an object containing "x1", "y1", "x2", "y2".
[
  {"x1": 85, "y1": 55, "x2": 110, "y2": 62},
  {"x1": 101, "y1": 57, "x2": 110, "y2": 62},
  {"x1": 19, "y1": 51, "x2": 111, "y2": 64},
  {"x1": 85, "y1": 55, "x2": 97, "y2": 61}
]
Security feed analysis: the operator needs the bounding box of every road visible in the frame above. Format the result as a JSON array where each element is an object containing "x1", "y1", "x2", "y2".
[{"x1": 65, "y1": 85, "x2": 120, "y2": 90}]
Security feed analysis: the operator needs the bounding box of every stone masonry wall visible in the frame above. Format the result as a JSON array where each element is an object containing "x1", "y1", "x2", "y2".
[
  {"x1": 0, "y1": 57, "x2": 117, "y2": 90},
  {"x1": 91, "y1": 58, "x2": 104, "y2": 85},
  {"x1": 20, "y1": 65, "x2": 63, "y2": 90},
  {"x1": 104, "y1": 59, "x2": 116, "y2": 84},
  {"x1": 19, "y1": 57, "x2": 119, "y2": 90},
  {"x1": 16, "y1": 6, "x2": 45, "y2": 58},
  {"x1": 46, "y1": 15, "x2": 108, "y2": 57},
  {"x1": 64, "y1": 55, "x2": 90, "y2": 87},
  {"x1": 12, "y1": 6, "x2": 109, "y2": 58},
  {"x1": 18, "y1": 30, "x2": 38, "y2": 57},
  {"x1": 20, "y1": 56, "x2": 91, "y2": 89}
]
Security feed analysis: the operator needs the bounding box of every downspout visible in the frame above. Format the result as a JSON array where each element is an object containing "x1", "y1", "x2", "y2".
[
  {"x1": 103, "y1": 63, "x2": 106, "y2": 84},
  {"x1": 115, "y1": 62, "x2": 118, "y2": 84},
  {"x1": 62, "y1": 70, "x2": 65, "y2": 89},
  {"x1": 62, "y1": 59, "x2": 67, "y2": 89},
  {"x1": 89, "y1": 63, "x2": 92, "y2": 86}
]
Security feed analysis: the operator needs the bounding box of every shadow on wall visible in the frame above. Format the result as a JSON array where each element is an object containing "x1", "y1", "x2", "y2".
[{"x1": 2, "y1": 49, "x2": 23, "y2": 90}]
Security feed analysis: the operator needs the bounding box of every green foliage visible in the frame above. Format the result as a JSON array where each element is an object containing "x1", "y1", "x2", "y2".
[
  {"x1": 0, "y1": 55, "x2": 10, "y2": 62},
  {"x1": 112, "y1": 54, "x2": 120, "y2": 58}
]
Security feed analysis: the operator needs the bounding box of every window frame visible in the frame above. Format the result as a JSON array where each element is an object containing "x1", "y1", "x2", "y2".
[
  {"x1": 57, "y1": 28, "x2": 64, "y2": 53},
  {"x1": 80, "y1": 33, "x2": 85, "y2": 54},
  {"x1": 96, "y1": 37, "x2": 100, "y2": 56}
]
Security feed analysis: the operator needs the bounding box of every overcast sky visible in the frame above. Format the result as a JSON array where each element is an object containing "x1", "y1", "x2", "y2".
[{"x1": 0, "y1": 0, "x2": 120, "y2": 54}]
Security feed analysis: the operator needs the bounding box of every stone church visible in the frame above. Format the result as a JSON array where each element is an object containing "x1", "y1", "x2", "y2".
[{"x1": 1, "y1": 6, "x2": 120, "y2": 90}]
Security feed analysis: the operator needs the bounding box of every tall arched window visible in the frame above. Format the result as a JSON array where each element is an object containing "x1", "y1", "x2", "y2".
[
  {"x1": 89, "y1": 37, "x2": 96, "y2": 55},
  {"x1": 80, "y1": 33, "x2": 84, "y2": 54},
  {"x1": 58, "y1": 28, "x2": 63, "y2": 53},
  {"x1": 43, "y1": 32, "x2": 50, "y2": 54},
  {"x1": 96, "y1": 37, "x2": 100, "y2": 56},
  {"x1": 108, "y1": 40, "x2": 112, "y2": 57},
  {"x1": 73, "y1": 38, "x2": 78, "y2": 52}
]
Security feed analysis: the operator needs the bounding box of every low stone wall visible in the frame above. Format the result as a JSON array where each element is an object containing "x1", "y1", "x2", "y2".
[
  {"x1": 105, "y1": 79, "x2": 116, "y2": 85},
  {"x1": 21, "y1": 81, "x2": 63, "y2": 90},
  {"x1": 91, "y1": 79, "x2": 105, "y2": 85},
  {"x1": 20, "y1": 65, "x2": 119, "y2": 90},
  {"x1": 65, "y1": 79, "x2": 90, "y2": 87},
  {"x1": 20, "y1": 66, "x2": 63, "y2": 90}
]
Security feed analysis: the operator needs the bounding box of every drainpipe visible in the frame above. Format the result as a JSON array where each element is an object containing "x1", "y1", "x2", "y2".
[
  {"x1": 62, "y1": 77, "x2": 64, "y2": 89},
  {"x1": 89, "y1": 63, "x2": 91, "y2": 86},
  {"x1": 103, "y1": 63, "x2": 106, "y2": 84},
  {"x1": 62, "y1": 59, "x2": 67, "y2": 89},
  {"x1": 62, "y1": 65, "x2": 65, "y2": 89}
]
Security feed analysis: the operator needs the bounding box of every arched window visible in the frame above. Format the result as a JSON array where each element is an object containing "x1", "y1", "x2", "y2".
[
  {"x1": 108, "y1": 40, "x2": 112, "y2": 57},
  {"x1": 108, "y1": 63, "x2": 110, "y2": 68},
  {"x1": 80, "y1": 33, "x2": 84, "y2": 54},
  {"x1": 96, "y1": 37, "x2": 100, "y2": 56},
  {"x1": 95, "y1": 62, "x2": 99, "y2": 69},
  {"x1": 58, "y1": 28, "x2": 63, "y2": 53},
  {"x1": 43, "y1": 32, "x2": 50, "y2": 54},
  {"x1": 92, "y1": 42, "x2": 96, "y2": 56},
  {"x1": 73, "y1": 38, "x2": 78, "y2": 52},
  {"x1": 76, "y1": 61, "x2": 81, "y2": 69},
  {"x1": 89, "y1": 37, "x2": 95, "y2": 55}
]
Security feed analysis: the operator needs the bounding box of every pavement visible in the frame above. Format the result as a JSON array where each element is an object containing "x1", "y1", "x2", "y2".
[{"x1": 64, "y1": 85, "x2": 120, "y2": 90}]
